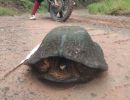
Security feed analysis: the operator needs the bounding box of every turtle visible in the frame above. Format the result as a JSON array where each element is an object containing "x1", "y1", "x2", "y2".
[{"x1": 24, "y1": 26, "x2": 108, "y2": 83}]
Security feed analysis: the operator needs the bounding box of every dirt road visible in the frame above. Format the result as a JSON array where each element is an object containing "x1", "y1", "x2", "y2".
[{"x1": 0, "y1": 12, "x2": 130, "y2": 100}]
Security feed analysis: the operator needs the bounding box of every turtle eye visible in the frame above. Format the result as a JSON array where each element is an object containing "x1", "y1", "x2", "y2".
[{"x1": 60, "y1": 65, "x2": 66, "y2": 70}]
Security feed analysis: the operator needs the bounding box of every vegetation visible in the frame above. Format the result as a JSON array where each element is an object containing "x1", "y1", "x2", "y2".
[
  {"x1": 38, "y1": 1, "x2": 48, "y2": 14},
  {"x1": 0, "y1": 0, "x2": 33, "y2": 16},
  {"x1": 0, "y1": 0, "x2": 48, "y2": 16},
  {"x1": 87, "y1": 0, "x2": 130, "y2": 15},
  {"x1": 0, "y1": 7, "x2": 17, "y2": 16},
  {"x1": 0, "y1": 0, "x2": 130, "y2": 16}
]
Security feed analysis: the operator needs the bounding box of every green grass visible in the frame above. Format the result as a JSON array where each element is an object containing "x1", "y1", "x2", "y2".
[
  {"x1": 87, "y1": 0, "x2": 130, "y2": 15},
  {"x1": 0, "y1": 7, "x2": 17, "y2": 16},
  {"x1": 0, "y1": 0, "x2": 47, "y2": 16},
  {"x1": 38, "y1": 1, "x2": 48, "y2": 14},
  {"x1": 0, "y1": 0, "x2": 33, "y2": 16}
]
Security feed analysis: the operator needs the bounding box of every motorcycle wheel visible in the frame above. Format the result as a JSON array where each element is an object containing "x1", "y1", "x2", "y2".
[{"x1": 49, "y1": 0, "x2": 73, "y2": 22}]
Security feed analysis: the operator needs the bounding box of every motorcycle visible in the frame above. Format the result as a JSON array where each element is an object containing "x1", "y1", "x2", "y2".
[{"x1": 47, "y1": 0, "x2": 74, "y2": 22}]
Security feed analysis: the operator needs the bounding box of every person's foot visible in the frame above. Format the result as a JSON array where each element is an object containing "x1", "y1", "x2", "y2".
[{"x1": 29, "y1": 15, "x2": 36, "y2": 20}]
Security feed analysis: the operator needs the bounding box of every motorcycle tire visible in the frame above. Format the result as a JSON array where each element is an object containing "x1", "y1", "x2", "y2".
[{"x1": 49, "y1": 0, "x2": 73, "y2": 22}]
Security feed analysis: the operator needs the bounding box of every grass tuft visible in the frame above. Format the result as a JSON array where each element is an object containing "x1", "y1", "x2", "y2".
[
  {"x1": 87, "y1": 0, "x2": 130, "y2": 15},
  {"x1": 0, "y1": 7, "x2": 17, "y2": 16}
]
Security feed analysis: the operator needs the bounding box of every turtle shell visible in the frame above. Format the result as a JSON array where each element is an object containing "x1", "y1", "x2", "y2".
[{"x1": 25, "y1": 26, "x2": 108, "y2": 83}]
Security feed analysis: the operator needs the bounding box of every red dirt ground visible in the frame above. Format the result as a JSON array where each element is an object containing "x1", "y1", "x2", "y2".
[{"x1": 0, "y1": 12, "x2": 130, "y2": 100}]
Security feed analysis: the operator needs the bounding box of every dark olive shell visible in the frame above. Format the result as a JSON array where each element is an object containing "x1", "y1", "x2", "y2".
[{"x1": 25, "y1": 26, "x2": 108, "y2": 83}]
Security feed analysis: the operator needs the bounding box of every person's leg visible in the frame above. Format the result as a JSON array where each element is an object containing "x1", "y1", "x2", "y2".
[
  {"x1": 32, "y1": 0, "x2": 40, "y2": 15},
  {"x1": 30, "y1": 0, "x2": 43, "y2": 20}
]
